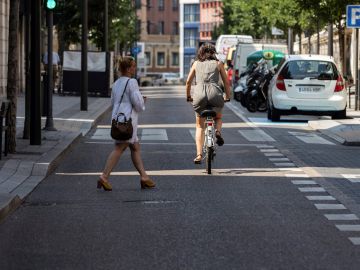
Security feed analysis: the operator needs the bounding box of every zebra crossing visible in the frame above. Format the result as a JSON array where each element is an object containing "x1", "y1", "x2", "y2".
[{"x1": 90, "y1": 126, "x2": 334, "y2": 145}]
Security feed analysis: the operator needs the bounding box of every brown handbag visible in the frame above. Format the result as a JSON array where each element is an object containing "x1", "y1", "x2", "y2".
[{"x1": 110, "y1": 79, "x2": 133, "y2": 141}]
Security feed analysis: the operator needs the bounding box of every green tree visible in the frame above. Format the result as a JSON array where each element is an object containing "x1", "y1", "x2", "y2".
[{"x1": 56, "y1": 0, "x2": 136, "y2": 54}]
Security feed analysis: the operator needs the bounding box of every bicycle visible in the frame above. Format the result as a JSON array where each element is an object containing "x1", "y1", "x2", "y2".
[
  {"x1": 200, "y1": 108, "x2": 217, "y2": 174},
  {"x1": 187, "y1": 97, "x2": 230, "y2": 174}
]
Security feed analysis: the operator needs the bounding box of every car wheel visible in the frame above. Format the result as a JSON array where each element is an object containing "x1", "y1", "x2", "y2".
[
  {"x1": 270, "y1": 106, "x2": 280, "y2": 121},
  {"x1": 234, "y1": 92, "x2": 242, "y2": 102},
  {"x1": 247, "y1": 100, "x2": 257, "y2": 112},
  {"x1": 332, "y1": 109, "x2": 346, "y2": 120}
]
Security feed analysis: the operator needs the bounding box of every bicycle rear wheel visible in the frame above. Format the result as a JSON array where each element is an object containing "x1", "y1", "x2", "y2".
[{"x1": 206, "y1": 146, "x2": 213, "y2": 174}]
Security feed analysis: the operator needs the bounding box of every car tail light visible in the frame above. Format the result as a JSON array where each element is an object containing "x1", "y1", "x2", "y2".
[
  {"x1": 276, "y1": 75, "x2": 286, "y2": 91},
  {"x1": 334, "y1": 75, "x2": 344, "y2": 92}
]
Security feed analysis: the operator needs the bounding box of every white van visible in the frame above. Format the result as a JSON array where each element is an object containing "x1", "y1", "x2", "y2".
[
  {"x1": 233, "y1": 43, "x2": 288, "y2": 76},
  {"x1": 215, "y1": 35, "x2": 253, "y2": 63}
]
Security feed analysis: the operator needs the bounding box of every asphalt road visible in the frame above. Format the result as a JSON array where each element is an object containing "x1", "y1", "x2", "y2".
[{"x1": 1, "y1": 86, "x2": 360, "y2": 270}]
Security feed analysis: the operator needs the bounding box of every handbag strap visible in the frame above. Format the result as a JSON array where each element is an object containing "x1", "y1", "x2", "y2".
[{"x1": 118, "y1": 79, "x2": 130, "y2": 105}]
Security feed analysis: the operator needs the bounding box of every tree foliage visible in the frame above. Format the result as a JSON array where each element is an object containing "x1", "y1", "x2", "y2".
[{"x1": 56, "y1": 0, "x2": 136, "y2": 53}]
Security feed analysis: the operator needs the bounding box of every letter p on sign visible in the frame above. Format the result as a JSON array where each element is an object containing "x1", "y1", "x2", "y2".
[{"x1": 347, "y1": 5, "x2": 360, "y2": 28}]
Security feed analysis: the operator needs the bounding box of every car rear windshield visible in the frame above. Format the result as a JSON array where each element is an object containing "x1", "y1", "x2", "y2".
[{"x1": 280, "y1": 60, "x2": 339, "y2": 80}]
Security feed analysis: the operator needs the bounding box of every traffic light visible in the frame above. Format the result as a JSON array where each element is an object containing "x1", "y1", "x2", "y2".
[{"x1": 46, "y1": 0, "x2": 56, "y2": 10}]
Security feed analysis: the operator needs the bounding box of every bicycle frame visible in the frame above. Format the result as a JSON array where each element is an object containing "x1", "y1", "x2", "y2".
[{"x1": 203, "y1": 115, "x2": 216, "y2": 174}]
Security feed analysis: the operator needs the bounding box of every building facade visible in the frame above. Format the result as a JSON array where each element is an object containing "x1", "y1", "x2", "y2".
[
  {"x1": 136, "y1": 0, "x2": 180, "y2": 75},
  {"x1": 199, "y1": 0, "x2": 222, "y2": 41},
  {"x1": 179, "y1": 0, "x2": 199, "y2": 79},
  {"x1": 0, "y1": 0, "x2": 9, "y2": 98}
]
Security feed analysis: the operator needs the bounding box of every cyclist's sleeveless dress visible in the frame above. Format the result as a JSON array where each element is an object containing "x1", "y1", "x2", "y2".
[{"x1": 192, "y1": 60, "x2": 224, "y2": 115}]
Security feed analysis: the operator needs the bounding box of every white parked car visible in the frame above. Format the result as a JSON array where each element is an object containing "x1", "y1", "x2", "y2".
[
  {"x1": 153, "y1": 73, "x2": 181, "y2": 86},
  {"x1": 267, "y1": 54, "x2": 346, "y2": 121}
]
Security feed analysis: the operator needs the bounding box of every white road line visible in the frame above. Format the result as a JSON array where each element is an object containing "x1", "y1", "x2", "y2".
[
  {"x1": 298, "y1": 187, "x2": 326, "y2": 192},
  {"x1": 288, "y1": 131, "x2": 335, "y2": 145},
  {"x1": 341, "y1": 174, "x2": 360, "y2": 183},
  {"x1": 336, "y1": 224, "x2": 360, "y2": 230},
  {"x1": 260, "y1": 149, "x2": 279, "y2": 153},
  {"x1": 274, "y1": 163, "x2": 295, "y2": 167},
  {"x1": 264, "y1": 153, "x2": 283, "y2": 157},
  {"x1": 292, "y1": 180, "x2": 317, "y2": 185},
  {"x1": 269, "y1": 158, "x2": 289, "y2": 162},
  {"x1": 326, "y1": 214, "x2": 359, "y2": 221},
  {"x1": 140, "y1": 129, "x2": 168, "y2": 140},
  {"x1": 238, "y1": 130, "x2": 275, "y2": 142},
  {"x1": 306, "y1": 196, "x2": 336, "y2": 201},
  {"x1": 285, "y1": 174, "x2": 309, "y2": 178},
  {"x1": 314, "y1": 204, "x2": 346, "y2": 210},
  {"x1": 248, "y1": 117, "x2": 308, "y2": 127},
  {"x1": 256, "y1": 145, "x2": 275, "y2": 149},
  {"x1": 349, "y1": 237, "x2": 360, "y2": 245}
]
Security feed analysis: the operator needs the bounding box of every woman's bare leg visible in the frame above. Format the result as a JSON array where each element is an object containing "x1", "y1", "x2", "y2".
[
  {"x1": 195, "y1": 116, "x2": 205, "y2": 156},
  {"x1": 214, "y1": 114, "x2": 223, "y2": 133},
  {"x1": 129, "y1": 142, "x2": 149, "y2": 180},
  {"x1": 101, "y1": 143, "x2": 128, "y2": 181}
]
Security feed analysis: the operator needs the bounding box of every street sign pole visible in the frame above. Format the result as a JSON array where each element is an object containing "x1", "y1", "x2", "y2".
[
  {"x1": 81, "y1": 0, "x2": 88, "y2": 111},
  {"x1": 30, "y1": 0, "x2": 41, "y2": 145},
  {"x1": 346, "y1": 5, "x2": 360, "y2": 110},
  {"x1": 44, "y1": 8, "x2": 56, "y2": 131}
]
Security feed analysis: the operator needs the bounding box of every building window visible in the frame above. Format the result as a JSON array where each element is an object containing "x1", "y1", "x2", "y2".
[
  {"x1": 136, "y1": 19, "x2": 141, "y2": 33},
  {"x1": 158, "y1": 21, "x2": 164, "y2": 34},
  {"x1": 184, "y1": 54, "x2": 196, "y2": 78},
  {"x1": 158, "y1": 0, "x2": 164, "y2": 11},
  {"x1": 157, "y1": 52, "x2": 165, "y2": 66},
  {"x1": 184, "y1": 28, "x2": 199, "y2": 47},
  {"x1": 184, "y1": 4, "x2": 199, "y2": 22},
  {"x1": 145, "y1": 52, "x2": 151, "y2": 66},
  {"x1": 172, "y1": 0, "x2": 178, "y2": 10},
  {"x1": 135, "y1": 0, "x2": 141, "y2": 9},
  {"x1": 172, "y1": 52, "x2": 179, "y2": 66},
  {"x1": 172, "y1": 22, "x2": 179, "y2": 35},
  {"x1": 147, "y1": 0, "x2": 151, "y2": 9}
]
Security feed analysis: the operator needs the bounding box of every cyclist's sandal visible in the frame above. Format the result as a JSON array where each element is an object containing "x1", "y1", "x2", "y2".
[
  {"x1": 194, "y1": 154, "x2": 202, "y2": 164},
  {"x1": 215, "y1": 130, "x2": 224, "y2": 146}
]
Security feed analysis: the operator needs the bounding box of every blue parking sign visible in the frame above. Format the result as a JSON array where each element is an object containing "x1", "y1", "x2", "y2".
[{"x1": 347, "y1": 5, "x2": 360, "y2": 28}]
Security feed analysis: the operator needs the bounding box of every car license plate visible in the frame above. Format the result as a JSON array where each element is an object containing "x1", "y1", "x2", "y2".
[{"x1": 298, "y1": 86, "x2": 321, "y2": 93}]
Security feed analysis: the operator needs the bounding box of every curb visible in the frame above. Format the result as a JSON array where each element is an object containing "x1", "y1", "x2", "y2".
[{"x1": 0, "y1": 194, "x2": 21, "y2": 223}]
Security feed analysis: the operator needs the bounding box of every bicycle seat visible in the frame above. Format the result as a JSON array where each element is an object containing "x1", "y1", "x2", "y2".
[{"x1": 200, "y1": 110, "x2": 217, "y2": 118}]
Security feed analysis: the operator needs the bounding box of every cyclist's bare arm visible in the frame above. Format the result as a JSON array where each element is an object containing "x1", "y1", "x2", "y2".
[
  {"x1": 218, "y1": 61, "x2": 231, "y2": 101},
  {"x1": 186, "y1": 61, "x2": 197, "y2": 101}
]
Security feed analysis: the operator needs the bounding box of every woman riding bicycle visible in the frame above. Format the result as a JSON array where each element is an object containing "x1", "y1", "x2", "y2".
[{"x1": 186, "y1": 43, "x2": 231, "y2": 164}]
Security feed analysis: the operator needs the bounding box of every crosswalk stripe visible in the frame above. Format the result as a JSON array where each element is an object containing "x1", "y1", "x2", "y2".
[
  {"x1": 298, "y1": 187, "x2": 326, "y2": 192},
  {"x1": 326, "y1": 214, "x2": 359, "y2": 221},
  {"x1": 306, "y1": 196, "x2": 336, "y2": 201},
  {"x1": 285, "y1": 174, "x2": 309, "y2": 178},
  {"x1": 260, "y1": 149, "x2": 279, "y2": 153},
  {"x1": 314, "y1": 204, "x2": 346, "y2": 210},
  {"x1": 264, "y1": 153, "x2": 283, "y2": 157},
  {"x1": 336, "y1": 225, "x2": 360, "y2": 231},
  {"x1": 269, "y1": 158, "x2": 289, "y2": 161},
  {"x1": 341, "y1": 174, "x2": 360, "y2": 183},
  {"x1": 292, "y1": 180, "x2": 317, "y2": 185},
  {"x1": 288, "y1": 131, "x2": 335, "y2": 145},
  {"x1": 349, "y1": 237, "x2": 360, "y2": 245},
  {"x1": 140, "y1": 129, "x2": 168, "y2": 140},
  {"x1": 274, "y1": 163, "x2": 295, "y2": 167},
  {"x1": 238, "y1": 130, "x2": 275, "y2": 142}
]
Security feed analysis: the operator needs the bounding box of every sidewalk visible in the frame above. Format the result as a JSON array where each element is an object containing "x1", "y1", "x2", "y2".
[
  {"x1": 308, "y1": 94, "x2": 360, "y2": 145},
  {"x1": 0, "y1": 94, "x2": 111, "y2": 221}
]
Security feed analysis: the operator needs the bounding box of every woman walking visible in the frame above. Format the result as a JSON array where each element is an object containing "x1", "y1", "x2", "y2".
[
  {"x1": 97, "y1": 56, "x2": 155, "y2": 191},
  {"x1": 186, "y1": 43, "x2": 231, "y2": 164}
]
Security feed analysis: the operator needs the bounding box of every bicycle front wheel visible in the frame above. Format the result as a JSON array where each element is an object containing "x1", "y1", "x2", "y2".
[{"x1": 206, "y1": 146, "x2": 213, "y2": 174}]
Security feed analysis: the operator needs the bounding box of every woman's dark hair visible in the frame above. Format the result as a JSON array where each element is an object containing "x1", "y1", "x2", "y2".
[
  {"x1": 197, "y1": 43, "x2": 218, "y2": 62},
  {"x1": 119, "y1": 56, "x2": 135, "y2": 74}
]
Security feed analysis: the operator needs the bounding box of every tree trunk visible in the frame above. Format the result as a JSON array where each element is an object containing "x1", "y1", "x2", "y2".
[
  {"x1": 337, "y1": 22, "x2": 345, "y2": 75},
  {"x1": 6, "y1": 0, "x2": 20, "y2": 153}
]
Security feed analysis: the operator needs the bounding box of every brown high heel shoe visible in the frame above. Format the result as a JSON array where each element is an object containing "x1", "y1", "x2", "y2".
[
  {"x1": 194, "y1": 154, "x2": 202, "y2": 164},
  {"x1": 140, "y1": 179, "x2": 156, "y2": 189},
  {"x1": 97, "y1": 178, "x2": 113, "y2": 191}
]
